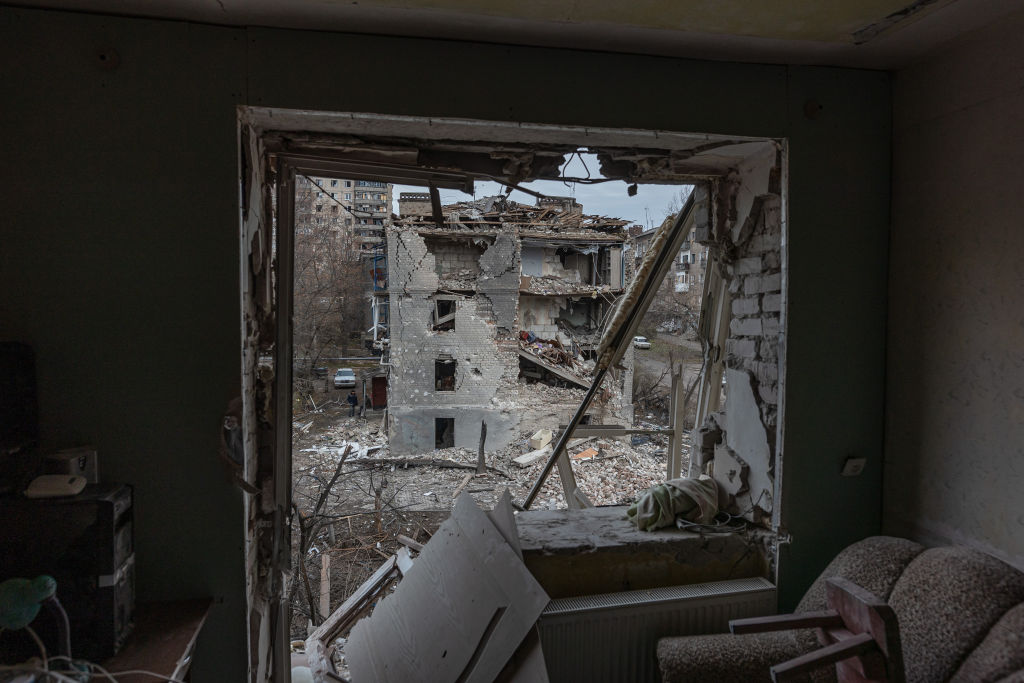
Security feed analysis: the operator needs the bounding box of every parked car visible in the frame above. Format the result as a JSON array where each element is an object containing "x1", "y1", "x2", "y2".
[
  {"x1": 334, "y1": 368, "x2": 357, "y2": 389},
  {"x1": 633, "y1": 336, "x2": 652, "y2": 349}
]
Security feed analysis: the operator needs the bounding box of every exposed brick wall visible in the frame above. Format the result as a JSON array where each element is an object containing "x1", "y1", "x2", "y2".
[
  {"x1": 724, "y1": 194, "x2": 782, "y2": 433},
  {"x1": 695, "y1": 163, "x2": 783, "y2": 523},
  {"x1": 423, "y1": 238, "x2": 486, "y2": 277}
]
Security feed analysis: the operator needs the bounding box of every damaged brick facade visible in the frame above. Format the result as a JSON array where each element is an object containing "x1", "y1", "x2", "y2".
[{"x1": 386, "y1": 197, "x2": 634, "y2": 455}]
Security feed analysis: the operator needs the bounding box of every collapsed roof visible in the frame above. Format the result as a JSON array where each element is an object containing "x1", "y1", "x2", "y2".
[{"x1": 395, "y1": 194, "x2": 630, "y2": 238}]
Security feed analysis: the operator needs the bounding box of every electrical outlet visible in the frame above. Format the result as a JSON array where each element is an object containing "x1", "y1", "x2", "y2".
[{"x1": 841, "y1": 457, "x2": 867, "y2": 477}]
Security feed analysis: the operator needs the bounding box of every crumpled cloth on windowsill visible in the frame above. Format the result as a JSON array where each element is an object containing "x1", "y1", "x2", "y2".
[{"x1": 626, "y1": 475, "x2": 719, "y2": 531}]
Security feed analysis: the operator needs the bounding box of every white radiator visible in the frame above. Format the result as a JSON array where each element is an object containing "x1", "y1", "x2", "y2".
[{"x1": 537, "y1": 577, "x2": 777, "y2": 682}]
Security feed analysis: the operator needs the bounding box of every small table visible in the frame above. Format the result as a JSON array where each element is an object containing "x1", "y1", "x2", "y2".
[{"x1": 102, "y1": 599, "x2": 212, "y2": 682}]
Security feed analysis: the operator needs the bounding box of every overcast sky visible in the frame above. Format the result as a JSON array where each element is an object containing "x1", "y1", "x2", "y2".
[{"x1": 392, "y1": 154, "x2": 691, "y2": 230}]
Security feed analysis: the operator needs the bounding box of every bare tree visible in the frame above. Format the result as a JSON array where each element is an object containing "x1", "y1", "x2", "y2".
[
  {"x1": 293, "y1": 181, "x2": 368, "y2": 372},
  {"x1": 645, "y1": 275, "x2": 702, "y2": 336},
  {"x1": 663, "y1": 186, "x2": 695, "y2": 218}
]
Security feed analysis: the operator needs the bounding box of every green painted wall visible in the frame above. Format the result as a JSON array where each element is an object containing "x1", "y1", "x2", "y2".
[{"x1": 0, "y1": 7, "x2": 890, "y2": 678}]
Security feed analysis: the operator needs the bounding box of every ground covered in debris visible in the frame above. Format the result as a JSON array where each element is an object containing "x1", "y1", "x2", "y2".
[{"x1": 288, "y1": 398, "x2": 688, "y2": 639}]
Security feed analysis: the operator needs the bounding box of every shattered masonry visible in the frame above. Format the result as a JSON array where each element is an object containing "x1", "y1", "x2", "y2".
[
  {"x1": 696, "y1": 145, "x2": 784, "y2": 523},
  {"x1": 386, "y1": 194, "x2": 636, "y2": 455}
]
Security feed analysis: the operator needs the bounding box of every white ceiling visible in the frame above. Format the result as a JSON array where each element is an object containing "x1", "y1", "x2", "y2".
[{"x1": 11, "y1": 0, "x2": 1020, "y2": 68}]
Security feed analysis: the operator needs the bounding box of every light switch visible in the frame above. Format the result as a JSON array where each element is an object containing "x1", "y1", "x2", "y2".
[{"x1": 841, "y1": 457, "x2": 867, "y2": 477}]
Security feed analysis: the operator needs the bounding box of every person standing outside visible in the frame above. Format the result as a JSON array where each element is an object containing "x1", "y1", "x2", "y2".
[{"x1": 347, "y1": 390, "x2": 358, "y2": 417}]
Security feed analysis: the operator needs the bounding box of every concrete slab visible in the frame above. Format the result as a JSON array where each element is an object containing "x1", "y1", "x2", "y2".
[{"x1": 516, "y1": 506, "x2": 768, "y2": 599}]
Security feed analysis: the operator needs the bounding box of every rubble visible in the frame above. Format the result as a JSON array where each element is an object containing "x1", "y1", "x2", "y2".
[
  {"x1": 520, "y1": 274, "x2": 618, "y2": 297},
  {"x1": 396, "y1": 194, "x2": 629, "y2": 235},
  {"x1": 289, "y1": 400, "x2": 684, "y2": 649},
  {"x1": 294, "y1": 403, "x2": 679, "y2": 515},
  {"x1": 518, "y1": 332, "x2": 594, "y2": 385}
]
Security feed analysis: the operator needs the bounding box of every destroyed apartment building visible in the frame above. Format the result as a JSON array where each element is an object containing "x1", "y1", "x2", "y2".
[{"x1": 384, "y1": 193, "x2": 635, "y2": 454}]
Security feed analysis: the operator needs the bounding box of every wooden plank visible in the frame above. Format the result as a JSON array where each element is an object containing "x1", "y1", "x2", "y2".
[
  {"x1": 429, "y1": 184, "x2": 444, "y2": 229},
  {"x1": 513, "y1": 446, "x2": 551, "y2": 468},
  {"x1": 319, "y1": 554, "x2": 331, "y2": 621},
  {"x1": 307, "y1": 555, "x2": 397, "y2": 647},
  {"x1": 667, "y1": 371, "x2": 687, "y2": 479},
  {"x1": 476, "y1": 421, "x2": 487, "y2": 474},
  {"x1": 730, "y1": 610, "x2": 844, "y2": 635},
  {"x1": 396, "y1": 534, "x2": 424, "y2": 552},
  {"x1": 771, "y1": 633, "x2": 875, "y2": 682},
  {"x1": 824, "y1": 577, "x2": 905, "y2": 682},
  {"x1": 688, "y1": 265, "x2": 730, "y2": 478},
  {"x1": 452, "y1": 472, "x2": 474, "y2": 500}
]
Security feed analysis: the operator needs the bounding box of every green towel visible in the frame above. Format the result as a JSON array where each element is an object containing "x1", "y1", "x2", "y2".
[{"x1": 627, "y1": 476, "x2": 718, "y2": 531}]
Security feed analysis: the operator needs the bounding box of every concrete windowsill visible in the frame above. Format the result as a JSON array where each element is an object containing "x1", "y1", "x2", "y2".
[{"x1": 516, "y1": 505, "x2": 769, "y2": 599}]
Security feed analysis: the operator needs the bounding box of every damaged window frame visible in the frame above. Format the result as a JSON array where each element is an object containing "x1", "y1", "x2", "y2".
[
  {"x1": 429, "y1": 295, "x2": 458, "y2": 331},
  {"x1": 434, "y1": 355, "x2": 457, "y2": 392},
  {"x1": 237, "y1": 107, "x2": 788, "y2": 683}
]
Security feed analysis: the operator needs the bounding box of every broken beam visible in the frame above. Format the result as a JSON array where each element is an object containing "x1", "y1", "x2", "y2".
[
  {"x1": 557, "y1": 424, "x2": 673, "y2": 437},
  {"x1": 429, "y1": 183, "x2": 444, "y2": 230},
  {"x1": 517, "y1": 349, "x2": 590, "y2": 388}
]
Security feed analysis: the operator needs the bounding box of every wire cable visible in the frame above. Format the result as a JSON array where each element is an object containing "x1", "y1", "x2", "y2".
[
  {"x1": 302, "y1": 176, "x2": 365, "y2": 222},
  {"x1": 48, "y1": 656, "x2": 187, "y2": 683},
  {"x1": 25, "y1": 625, "x2": 48, "y2": 670},
  {"x1": 0, "y1": 664, "x2": 79, "y2": 683}
]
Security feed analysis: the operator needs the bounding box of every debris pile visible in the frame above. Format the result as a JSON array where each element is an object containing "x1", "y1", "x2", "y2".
[
  {"x1": 397, "y1": 195, "x2": 629, "y2": 236},
  {"x1": 518, "y1": 331, "x2": 598, "y2": 388},
  {"x1": 520, "y1": 332, "x2": 581, "y2": 366},
  {"x1": 499, "y1": 429, "x2": 677, "y2": 509},
  {"x1": 520, "y1": 274, "x2": 618, "y2": 296},
  {"x1": 437, "y1": 269, "x2": 478, "y2": 291}
]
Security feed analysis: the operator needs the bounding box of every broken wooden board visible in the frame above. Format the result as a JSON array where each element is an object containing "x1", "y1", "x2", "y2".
[
  {"x1": 396, "y1": 534, "x2": 424, "y2": 552},
  {"x1": 305, "y1": 555, "x2": 400, "y2": 683},
  {"x1": 345, "y1": 495, "x2": 549, "y2": 682},
  {"x1": 513, "y1": 445, "x2": 551, "y2": 468}
]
